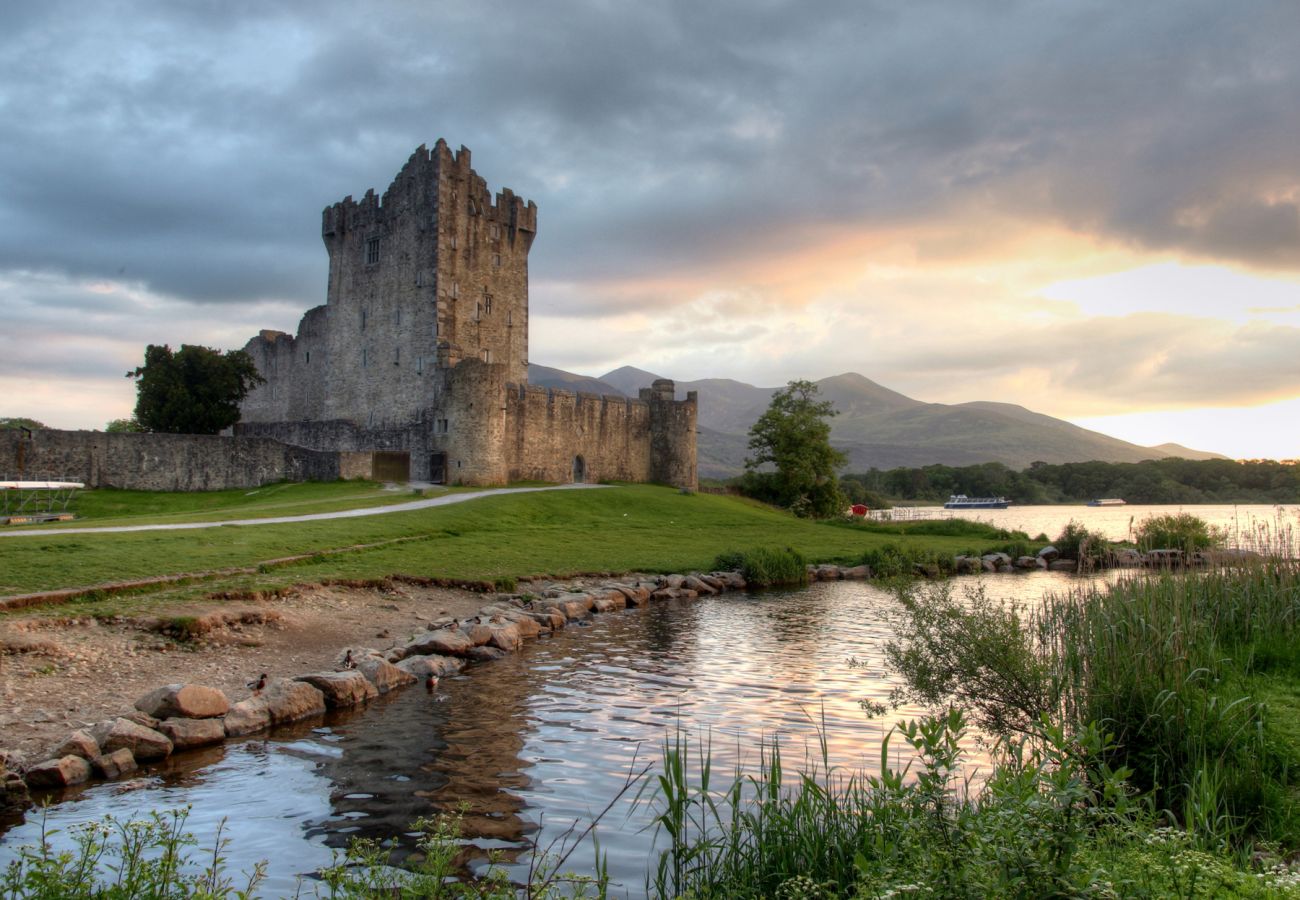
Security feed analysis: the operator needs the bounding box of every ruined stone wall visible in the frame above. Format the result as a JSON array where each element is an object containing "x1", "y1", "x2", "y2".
[
  {"x1": 503, "y1": 384, "x2": 654, "y2": 484},
  {"x1": 1, "y1": 431, "x2": 340, "y2": 491}
]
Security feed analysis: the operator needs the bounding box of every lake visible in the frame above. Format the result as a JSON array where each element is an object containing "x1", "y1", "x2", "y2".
[{"x1": 0, "y1": 571, "x2": 1114, "y2": 897}]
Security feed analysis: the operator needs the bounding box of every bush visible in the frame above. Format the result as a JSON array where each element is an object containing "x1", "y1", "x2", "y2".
[
  {"x1": 858, "y1": 542, "x2": 956, "y2": 579},
  {"x1": 1054, "y1": 519, "x2": 1108, "y2": 565},
  {"x1": 714, "y1": 547, "x2": 808, "y2": 587},
  {"x1": 1135, "y1": 512, "x2": 1224, "y2": 552}
]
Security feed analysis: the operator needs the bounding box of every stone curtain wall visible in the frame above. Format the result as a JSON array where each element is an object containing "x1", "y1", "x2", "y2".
[
  {"x1": 504, "y1": 385, "x2": 654, "y2": 484},
  {"x1": 1, "y1": 431, "x2": 340, "y2": 491}
]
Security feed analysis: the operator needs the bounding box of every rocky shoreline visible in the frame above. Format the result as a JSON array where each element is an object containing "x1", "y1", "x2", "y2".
[{"x1": 0, "y1": 548, "x2": 1267, "y2": 816}]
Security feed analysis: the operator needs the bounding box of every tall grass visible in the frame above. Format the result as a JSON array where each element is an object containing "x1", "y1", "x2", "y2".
[
  {"x1": 1035, "y1": 562, "x2": 1300, "y2": 844},
  {"x1": 714, "y1": 547, "x2": 808, "y2": 588},
  {"x1": 647, "y1": 711, "x2": 1293, "y2": 898}
]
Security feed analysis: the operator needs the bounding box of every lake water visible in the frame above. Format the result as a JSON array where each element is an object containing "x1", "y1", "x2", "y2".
[
  {"x1": 903, "y1": 503, "x2": 1299, "y2": 555},
  {"x1": 0, "y1": 572, "x2": 1113, "y2": 897}
]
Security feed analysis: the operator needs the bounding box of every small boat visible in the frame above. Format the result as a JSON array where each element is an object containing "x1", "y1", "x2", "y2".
[
  {"x1": 1087, "y1": 498, "x2": 1127, "y2": 507},
  {"x1": 944, "y1": 494, "x2": 1010, "y2": 509}
]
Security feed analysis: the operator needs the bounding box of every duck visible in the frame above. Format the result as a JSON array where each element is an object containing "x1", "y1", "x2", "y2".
[
  {"x1": 341, "y1": 649, "x2": 356, "y2": 670},
  {"x1": 247, "y1": 673, "x2": 268, "y2": 695},
  {"x1": 426, "y1": 673, "x2": 439, "y2": 694}
]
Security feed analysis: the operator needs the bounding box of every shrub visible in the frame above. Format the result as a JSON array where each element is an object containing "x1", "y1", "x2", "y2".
[
  {"x1": 1135, "y1": 512, "x2": 1224, "y2": 552},
  {"x1": 1054, "y1": 519, "x2": 1108, "y2": 565},
  {"x1": 713, "y1": 547, "x2": 808, "y2": 587}
]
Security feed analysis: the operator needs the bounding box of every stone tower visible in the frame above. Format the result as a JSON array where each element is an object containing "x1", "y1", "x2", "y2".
[{"x1": 241, "y1": 140, "x2": 537, "y2": 428}]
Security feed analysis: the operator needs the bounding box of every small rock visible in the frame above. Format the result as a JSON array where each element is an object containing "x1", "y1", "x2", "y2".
[
  {"x1": 54, "y1": 730, "x2": 100, "y2": 760},
  {"x1": 158, "y1": 717, "x2": 226, "y2": 750},
  {"x1": 91, "y1": 748, "x2": 137, "y2": 780},
  {"x1": 135, "y1": 684, "x2": 230, "y2": 720},
  {"x1": 294, "y1": 671, "x2": 378, "y2": 709},
  {"x1": 356, "y1": 657, "x2": 417, "y2": 694},
  {"x1": 396, "y1": 654, "x2": 467, "y2": 679},
  {"x1": 89, "y1": 718, "x2": 173, "y2": 761},
  {"x1": 223, "y1": 697, "x2": 271, "y2": 737},
  {"x1": 467, "y1": 645, "x2": 507, "y2": 662},
  {"x1": 26, "y1": 755, "x2": 92, "y2": 788}
]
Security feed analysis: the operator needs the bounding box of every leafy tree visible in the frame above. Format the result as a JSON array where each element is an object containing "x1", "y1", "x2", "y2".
[
  {"x1": 743, "y1": 379, "x2": 846, "y2": 517},
  {"x1": 126, "y1": 344, "x2": 264, "y2": 434},
  {"x1": 0, "y1": 417, "x2": 46, "y2": 431},
  {"x1": 105, "y1": 417, "x2": 145, "y2": 433}
]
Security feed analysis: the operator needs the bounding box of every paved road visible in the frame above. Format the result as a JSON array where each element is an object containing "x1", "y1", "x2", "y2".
[{"x1": 0, "y1": 483, "x2": 607, "y2": 537}]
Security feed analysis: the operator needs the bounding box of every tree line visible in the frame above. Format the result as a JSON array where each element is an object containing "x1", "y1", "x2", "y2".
[{"x1": 842, "y1": 457, "x2": 1300, "y2": 505}]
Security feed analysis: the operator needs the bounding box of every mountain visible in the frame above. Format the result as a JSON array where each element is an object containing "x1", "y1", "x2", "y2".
[
  {"x1": 530, "y1": 365, "x2": 1226, "y2": 478},
  {"x1": 527, "y1": 364, "x2": 627, "y2": 397}
]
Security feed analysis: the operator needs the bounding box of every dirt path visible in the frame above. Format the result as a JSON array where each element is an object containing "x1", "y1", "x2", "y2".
[{"x1": 0, "y1": 580, "x2": 495, "y2": 766}]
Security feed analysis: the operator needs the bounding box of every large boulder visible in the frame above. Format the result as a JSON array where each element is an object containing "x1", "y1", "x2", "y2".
[
  {"x1": 590, "y1": 590, "x2": 629, "y2": 611},
  {"x1": 405, "y1": 628, "x2": 475, "y2": 658},
  {"x1": 92, "y1": 748, "x2": 138, "y2": 780},
  {"x1": 294, "y1": 671, "x2": 378, "y2": 709},
  {"x1": 467, "y1": 645, "x2": 507, "y2": 662},
  {"x1": 90, "y1": 718, "x2": 173, "y2": 761},
  {"x1": 223, "y1": 697, "x2": 271, "y2": 737},
  {"x1": 1037, "y1": 545, "x2": 1060, "y2": 562},
  {"x1": 158, "y1": 717, "x2": 227, "y2": 750},
  {"x1": 396, "y1": 654, "x2": 466, "y2": 679},
  {"x1": 54, "y1": 730, "x2": 100, "y2": 760},
  {"x1": 486, "y1": 622, "x2": 523, "y2": 652},
  {"x1": 263, "y1": 679, "x2": 327, "y2": 725},
  {"x1": 2, "y1": 764, "x2": 31, "y2": 812},
  {"x1": 357, "y1": 656, "x2": 417, "y2": 694},
  {"x1": 682, "y1": 576, "x2": 717, "y2": 596},
  {"x1": 25, "y1": 755, "x2": 92, "y2": 788},
  {"x1": 135, "y1": 684, "x2": 230, "y2": 720}
]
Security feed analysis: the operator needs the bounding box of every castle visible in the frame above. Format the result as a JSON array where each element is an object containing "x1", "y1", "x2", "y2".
[{"x1": 236, "y1": 141, "x2": 697, "y2": 489}]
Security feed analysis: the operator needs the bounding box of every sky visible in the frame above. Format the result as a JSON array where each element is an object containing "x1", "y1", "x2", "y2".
[{"x1": 2, "y1": 1, "x2": 1298, "y2": 460}]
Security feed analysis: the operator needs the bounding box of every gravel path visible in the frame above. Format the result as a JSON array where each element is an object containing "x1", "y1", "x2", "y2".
[{"x1": 0, "y1": 483, "x2": 607, "y2": 538}]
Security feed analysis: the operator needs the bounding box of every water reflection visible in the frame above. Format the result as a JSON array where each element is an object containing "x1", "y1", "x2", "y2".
[{"x1": 0, "y1": 573, "x2": 1105, "y2": 897}]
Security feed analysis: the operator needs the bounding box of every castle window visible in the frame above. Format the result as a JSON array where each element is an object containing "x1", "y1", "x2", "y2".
[
  {"x1": 305, "y1": 350, "x2": 311, "y2": 364},
  {"x1": 361, "y1": 347, "x2": 368, "y2": 367},
  {"x1": 416, "y1": 354, "x2": 424, "y2": 373},
  {"x1": 481, "y1": 348, "x2": 491, "y2": 363},
  {"x1": 506, "y1": 310, "x2": 512, "y2": 326},
  {"x1": 450, "y1": 282, "x2": 459, "y2": 299},
  {"x1": 394, "y1": 347, "x2": 400, "y2": 365},
  {"x1": 490, "y1": 223, "x2": 500, "y2": 239},
  {"x1": 361, "y1": 309, "x2": 367, "y2": 331},
  {"x1": 484, "y1": 297, "x2": 493, "y2": 315},
  {"x1": 366, "y1": 237, "x2": 380, "y2": 265},
  {"x1": 434, "y1": 418, "x2": 449, "y2": 434},
  {"x1": 493, "y1": 253, "x2": 502, "y2": 268},
  {"x1": 432, "y1": 320, "x2": 439, "y2": 338},
  {"x1": 395, "y1": 308, "x2": 402, "y2": 326},
  {"x1": 449, "y1": 236, "x2": 457, "y2": 250},
  {"x1": 475, "y1": 301, "x2": 482, "y2": 321}
]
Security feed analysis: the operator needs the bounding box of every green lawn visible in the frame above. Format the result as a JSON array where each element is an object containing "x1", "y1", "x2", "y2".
[
  {"x1": 56, "y1": 480, "x2": 453, "y2": 526},
  {"x1": 0, "y1": 484, "x2": 996, "y2": 602}
]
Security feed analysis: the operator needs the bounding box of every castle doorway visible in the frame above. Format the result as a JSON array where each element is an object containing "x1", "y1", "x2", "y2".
[
  {"x1": 372, "y1": 451, "x2": 410, "y2": 483},
  {"x1": 572, "y1": 455, "x2": 586, "y2": 483},
  {"x1": 429, "y1": 453, "x2": 447, "y2": 484}
]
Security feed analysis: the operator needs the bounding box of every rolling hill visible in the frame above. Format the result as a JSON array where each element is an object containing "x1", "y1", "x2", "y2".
[{"x1": 527, "y1": 364, "x2": 1225, "y2": 479}]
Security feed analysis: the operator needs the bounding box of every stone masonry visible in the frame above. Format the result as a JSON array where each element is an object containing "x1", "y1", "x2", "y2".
[{"x1": 238, "y1": 141, "x2": 697, "y2": 489}]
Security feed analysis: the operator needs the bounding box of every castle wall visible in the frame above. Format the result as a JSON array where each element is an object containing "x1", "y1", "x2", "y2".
[
  {"x1": 2, "y1": 431, "x2": 340, "y2": 492},
  {"x1": 504, "y1": 385, "x2": 654, "y2": 484}
]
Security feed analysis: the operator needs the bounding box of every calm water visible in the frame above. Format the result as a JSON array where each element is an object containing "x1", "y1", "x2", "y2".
[
  {"x1": 923, "y1": 503, "x2": 1298, "y2": 554},
  {"x1": 0, "y1": 573, "x2": 1107, "y2": 897}
]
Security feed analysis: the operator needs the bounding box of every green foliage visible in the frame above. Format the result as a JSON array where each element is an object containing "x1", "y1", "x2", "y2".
[
  {"x1": 856, "y1": 541, "x2": 954, "y2": 579},
  {"x1": 649, "y1": 711, "x2": 1288, "y2": 898},
  {"x1": 848, "y1": 457, "x2": 1300, "y2": 505},
  {"x1": 714, "y1": 547, "x2": 808, "y2": 587},
  {"x1": 127, "y1": 344, "x2": 265, "y2": 434},
  {"x1": 888, "y1": 562, "x2": 1300, "y2": 850},
  {"x1": 1054, "y1": 519, "x2": 1108, "y2": 564},
  {"x1": 1135, "y1": 512, "x2": 1224, "y2": 552},
  {"x1": 103, "y1": 417, "x2": 144, "y2": 433},
  {"x1": 743, "y1": 380, "x2": 847, "y2": 518},
  {"x1": 0, "y1": 807, "x2": 265, "y2": 899},
  {"x1": 0, "y1": 417, "x2": 47, "y2": 431}
]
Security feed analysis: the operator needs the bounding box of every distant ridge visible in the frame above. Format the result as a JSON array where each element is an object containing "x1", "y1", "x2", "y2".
[{"x1": 529, "y1": 364, "x2": 1227, "y2": 478}]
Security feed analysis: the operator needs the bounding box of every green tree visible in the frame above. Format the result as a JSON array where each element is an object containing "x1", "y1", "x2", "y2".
[
  {"x1": 0, "y1": 417, "x2": 46, "y2": 431},
  {"x1": 127, "y1": 344, "x2": 264, "y2": 434},
  {"x1": 104, "y1": 417, "x2": 145, "y2": 433},
  {"x1": 743, "y1": 379, "x2": 847, "y2": 517}
]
